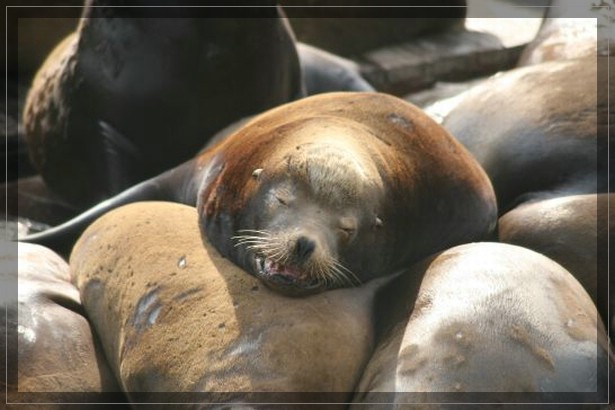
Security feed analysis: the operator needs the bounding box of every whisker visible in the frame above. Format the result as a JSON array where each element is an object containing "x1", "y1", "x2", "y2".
[
  {"x1": 235, "y1": 229, "x2": 272, "y2": 236},
  {"x1": 232, "y1": 233, "x2": 276, "y2": 249},
  {"x1": 315, "y1": 260, "x2": 329, "y2": 287},
  {"x1": 247, "y1": 243, "x2": 284, "y2": 253},
  {"x1": 331, "y1": 258, "x2": 361, "y2": 286},
  {"x1": 331, "y1": 264, "x2": 354, "y2": 287},
  {"x1": 234, "y1": 240, "x2": 267, "y2": 248},
  {"x1": 269, "y1": 247, "x2": 289, "y2": 262},
  {"x1": 234, "y1": 238, "x2": 266, "y2": 244},
  {"x1": 331, "y1": 264, "x2": 349, "y2": 287},
  {"x1": 231, "y1": 235, "x2": 270, "y2": 242}
]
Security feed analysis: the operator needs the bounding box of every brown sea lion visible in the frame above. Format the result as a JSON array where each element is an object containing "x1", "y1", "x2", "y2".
[
  {"x1": 70, "y1": 201, "x2": 383, "y2": 405},
  {"x1": 23, "y1": 2, "x2": 304, "y2": 207},
  {"x1": 22, "y1": 92, "x2": 497, "y2": 296},
  {"x1": 352, "y1": 242, "x2": 610, "y2": 406},
  {"x1": 2, "y1": 242, "x2": 126, "y2": 407},
  {"x1": 442, "y1": 56, "x2": 608, "y2": 214},
  {"x1": 498, "y1": 193, "x2": 612, "y2": 328}
]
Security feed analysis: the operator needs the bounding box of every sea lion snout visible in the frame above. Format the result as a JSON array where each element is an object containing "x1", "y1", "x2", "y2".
[
  {"x1": 234, "y1": 225, "x2": 352, "y2": 296},
  {"x1": 293, "y1": 235, "x2": 316, "y2": 262}
]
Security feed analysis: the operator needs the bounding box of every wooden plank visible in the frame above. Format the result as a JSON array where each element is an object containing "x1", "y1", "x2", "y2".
[{"x1": 359, "y1": 18, "x2": 541, "y2": 95}]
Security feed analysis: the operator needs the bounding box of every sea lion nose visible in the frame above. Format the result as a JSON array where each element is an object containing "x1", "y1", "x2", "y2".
[{"x1": 294, "y1": 236, "x2": 316, "y2": 262}]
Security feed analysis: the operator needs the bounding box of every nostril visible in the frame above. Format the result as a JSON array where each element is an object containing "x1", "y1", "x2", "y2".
[{"x1": 294, "y1": 236, "x2": 316, "y2": 262}]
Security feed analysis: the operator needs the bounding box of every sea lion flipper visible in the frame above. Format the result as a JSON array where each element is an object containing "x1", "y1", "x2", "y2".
[
  {"x1": 19, "y1": 175, "x2": 175, "y2": 257},
  {"x1": 99, "y1": 120, "x2": 142, "y2": 194},
  {"x1": 99, "y1": 121, "x2": 141, "y2": 161},
  {"x1": 19, "y1": 154, "x2": 201, "y2": 257}
]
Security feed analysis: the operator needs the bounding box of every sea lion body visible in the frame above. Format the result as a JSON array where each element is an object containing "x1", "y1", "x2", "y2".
[
  {"x1": 442, "y1": 56, "x2": 608, "y2": 214},
  {"x1": 23, "y1": 3, "x2": 303, "y2": 207},
  {"x1": 70, "y1": 201, "x2": 379, "y2": 405},
  {"x1": 498, "y1": 193, "x2": 612, "y2": 327},
  {"x1": 353, "y1": 243, "x2": 610, "y2": 406},
  {"x1": 4, "y1": 243, "x2": 125, "y2": 405},
  {"x1": 23, "y1": 92, "x2": 497, "y2": 296}
]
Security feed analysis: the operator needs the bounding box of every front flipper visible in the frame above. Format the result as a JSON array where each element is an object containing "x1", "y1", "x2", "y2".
[{"x1": 99, "y1": 120, "x2": 143, "y2": 196}]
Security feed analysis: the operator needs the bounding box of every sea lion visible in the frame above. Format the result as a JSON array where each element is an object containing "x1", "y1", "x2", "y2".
[
  {"x1": 22, "y1": 92, "x2": 497, "y2": 296},
  {"x1": 3, "y1": 242, "x2": 126, "y2": 407},
  {"x1": 23, "y1": 1, "x2": 303, "y2": 207},
  {"x1": 70, "y1": 201, "x2": 382, "y2": 405},
  {"x1": 296, "y1": 42, "x2": 374, "y2": 94},
  {"x1": 498, "y1": 193, "x2": 612, "y2": 328},
  {"x1": 442, "y1": 56, "x2": 609, "y2": 214},
  {"x1": 517, "y1": 0, "x2": 613, "y2": 66},
  {"x1": 352, "y1": 243, "x2": 610, "y2": 406}
]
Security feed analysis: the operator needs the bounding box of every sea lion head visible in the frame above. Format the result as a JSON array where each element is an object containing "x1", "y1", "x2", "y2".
[{"x1": 199, "y1": 117, "x2": 389, "y2": 296}]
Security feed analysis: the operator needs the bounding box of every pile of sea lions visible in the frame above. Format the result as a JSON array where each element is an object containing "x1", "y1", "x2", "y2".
[{"x1": 5, "y1": 2, "x2": 612, "y2": 408}]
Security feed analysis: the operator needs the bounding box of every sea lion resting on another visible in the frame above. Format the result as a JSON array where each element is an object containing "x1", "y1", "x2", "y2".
[{"x1": 22, "y1": 92, "x2": 497, "y2": 296}]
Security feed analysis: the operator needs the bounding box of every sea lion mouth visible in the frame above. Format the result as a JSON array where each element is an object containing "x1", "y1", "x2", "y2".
[{"x1": 253, "y1": 255, "x2": 321, "y2": 293}]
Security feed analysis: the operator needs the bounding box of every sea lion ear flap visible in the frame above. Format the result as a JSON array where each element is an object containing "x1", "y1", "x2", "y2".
[
  {"x1": 252, "y1": 168, "x2": 263, "y2": 180},
  {"x1": 195, "y1": 154, "x2": 226, "y2": 213}
]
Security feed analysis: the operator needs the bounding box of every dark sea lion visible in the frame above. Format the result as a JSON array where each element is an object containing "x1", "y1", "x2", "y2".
[
  {"x1": 498, "y1": 193, "x2": 612, "y2": 327},
  {"x1": 296, "y1": 42, "x2": 374, "y2": 94},
  {"x1": 442, "y1": 56, "x2": 608, "y2": 214},
  {"x1": 352, "y1": 243, "x2": 610, "y2": 406},
  {"x1": 70, "y1": 201, "x2": 382, "y2": 405},
  {"x1": 22, "y1": 92, "x2": 497, "y2": 296},
  {"x1": 3, "y1": 242, "x2": 126, "y2": 407},
  {"x1": 23, "y1": 1, "x2": 303, "y2": 207}
]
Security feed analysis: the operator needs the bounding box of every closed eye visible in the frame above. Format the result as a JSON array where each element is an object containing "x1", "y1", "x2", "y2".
[
  {"x1": 339, "y1": 216, "x2": 357, "y2": 240},
  {"x1": 276, "y1": 195, "x2": 289, "y2": 206}
]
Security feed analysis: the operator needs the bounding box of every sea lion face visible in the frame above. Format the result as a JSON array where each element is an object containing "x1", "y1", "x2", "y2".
[{"x1": 231, "y1": 142, "x2": 386, "y2": 296}]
